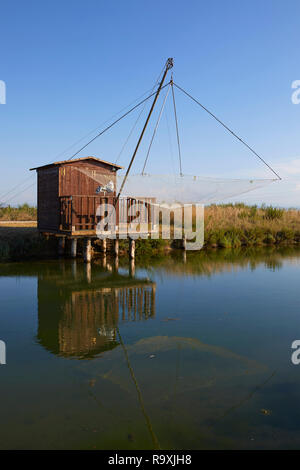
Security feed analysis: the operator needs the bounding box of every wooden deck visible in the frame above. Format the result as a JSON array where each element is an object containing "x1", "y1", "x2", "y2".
[{"x1": 55, "y1": 195, "x2": 157, "y2": 237}]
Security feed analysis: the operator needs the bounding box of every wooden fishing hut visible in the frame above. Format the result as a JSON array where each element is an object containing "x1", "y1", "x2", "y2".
[{"x1": 30, "y1": 156, "x2": 155, "y2": 260}]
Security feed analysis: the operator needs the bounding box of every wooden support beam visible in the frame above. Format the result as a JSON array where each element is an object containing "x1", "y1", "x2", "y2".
[
  {"x1": 58, "y1": 237, "x2": 65, "y2": 256},
  {"x1": 85, "y1": 262, "x2": 91, "y2": 283},
  {"x1": 129, "y1": 238, "x2": 135, "y2": 259},
  {"x1": 83, "y1": 238, "x2": 92, "y2": 263},
  {"x1": 70, "y1": 238, "x2": 77, "y2": 258},
  {"x1": 71, "y1": 260, "x2": 77, "y2": 278},
  {"x1": 129, "y1": 258, "x2": 135, "y2": 277},
  {"x1": 114, "y1": 238, "x2": 119, "y2": 257}
]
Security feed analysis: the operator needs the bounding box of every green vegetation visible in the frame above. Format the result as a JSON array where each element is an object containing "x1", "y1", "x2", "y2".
[
  {"x1": 0, "y1": 227, "x2": 57, "y2": 261},
  {"x1": 2, "y1": 203, "x2": 300, "y2": 261},
  {"x1": 204, "y1": 203, "x2": 300, "y2": 249},
  {"x1": 0, "y1": 203, "x2": 37, "y2": 221}
]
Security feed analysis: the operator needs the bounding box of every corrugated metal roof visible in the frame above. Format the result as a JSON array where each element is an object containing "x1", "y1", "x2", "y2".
[{"x1": 30, "y1": 156, "x2": 123, "y2": 171}]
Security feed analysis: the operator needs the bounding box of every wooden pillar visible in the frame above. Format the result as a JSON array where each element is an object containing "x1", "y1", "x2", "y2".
[
  {"x1": 129, "y1": 238, "x2": 135, "y2": 259},
  {"x1": 70, "y1": 238, "x2": 77, "y2": 258},
  {"x1": 102, "y1": 238, "x2": 107, "y2": 253},
  {"x1": 182, "y1": 234, "x2": 187, "y2": 251},
  {"x1": 129, "y1": 258, "x2": 135, "y2": 277},
  {"x1": 83, "y1": 238, "x2": 92, "y2": 263},
  {"x1": 85, "y1": 262, "x2": 91, "y2": 283},
  {"x1": 114, "y1": 238, "x2": 119, "y2": 257},
  {"x1": 58, "y1": 237, "x2": 65, "y2": 256},
  {"x1": 71, "y1": 259, "x2": 77, "y2": 278}
]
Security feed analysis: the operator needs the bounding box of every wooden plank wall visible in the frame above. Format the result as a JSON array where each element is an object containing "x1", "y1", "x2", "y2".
[{"x1": 37, "y1": 167, "x2": 60, "y2": 231}]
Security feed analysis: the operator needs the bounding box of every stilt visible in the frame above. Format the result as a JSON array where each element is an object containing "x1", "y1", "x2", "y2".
[
  {"x1": 129, "y1": 238, "x2": 135, "y2": 259},
  {"x1": 129, "y1": 258, "x2": 135, "y2": 277},
  {"x1": 107, "y1": 263, "x2": 113, "y2": 272},
  {"x1": 114, "y1": 256, "x2": 119, "y2": 272},
  {"x1": 70, "y1": 238, "x2": 77, "y2": 258},
  {"x1": 182, "y1": 234, "x2": 187, "y2": 251},
  {"x1": 85, "y1": 262, "x2": 91, "y2": 283},
  {"x1": 71, "y1": 259, "x2": 77, "y2": 278},
  {"x1": 102, "y1": 254, "x2": 107, "y2": 268},
  {"x1": 58, "y1": 237, "x2": 65, "y2": 256},
  {"x1": 83, "y1": 238, "x2": 92, "y2": 263},
  {"x1": 102, "y1": 238, "x2": 107, "y2": 254},
  {"x1": 114, "y1": 238, "x2": 119, "y2": 257}
]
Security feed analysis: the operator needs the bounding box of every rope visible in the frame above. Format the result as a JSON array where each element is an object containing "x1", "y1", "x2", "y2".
[
  {"x1": 174, "y1": 82, "x2": 281, "y2": 180},
  {"x1": 115, "y1": 66, "x2": 166, "y2": 165},
  {"x1": 0, "y1": 174, "x2": 35, "y2": 202},
  {"x1": 1, "y1": 181, "x2": 36, "y2": 206},
  {"x1": 165, "y1": 110, "x2": 176, "y2": 175},
  {"x1": 171, "y1": 80, "x2": 183, "y2": 176},
  {"x1": 141, "y1": 83, "x2": 171, "y2": 174},
  {"x1": 67, "y1": 82, "x2": 171, "y2": 161},
  {"x1": 0, "y1": 84, "x2": 169, "y2": 206}
]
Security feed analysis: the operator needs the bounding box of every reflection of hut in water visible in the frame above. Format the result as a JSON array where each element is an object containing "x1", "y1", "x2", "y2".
[{"x1": 37, "y1": 274, "x2": 156, "y2": 359}]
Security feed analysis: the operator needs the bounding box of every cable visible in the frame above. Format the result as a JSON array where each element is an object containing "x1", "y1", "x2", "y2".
[
  {"x1": 114, "y1": 66, "x2": 165, "y2": 165},
  {"x1": 174, "y1": 82, "x2": 281, "y2": 180},
  {"x1": 0, "y1": 80, "x2": 168, "y2": 205},
  {"x1": 171, "y1": 80, "x2": 183, "y2": 176},
  {"x1": 0, "y1": 174, "x2": 35, "y2": 201},
  {"x1": 142, "y1": 83, "x2": 171, "y2": 174},
  {"x1": 165, "y1": 109, "x2": 176, "y2": 175},
  {"x1": 1, "y1": 181, "x2": 36, "y2": 206},
  {"x1": 67, "y1": 82, "x2": 171, "y2": 161},
  {"x1": 0, "y1": 83, "x2": 171, "y2": 205}
]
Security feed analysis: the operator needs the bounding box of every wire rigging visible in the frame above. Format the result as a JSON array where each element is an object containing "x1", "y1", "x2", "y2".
[
  {"x1": 0, "y1": 83, "x2": 170, "y2": 206},
  {"x1": 1, "y1": 59, "x2": 281, "y2": 206},
  {"x1": 1, "y1": 181, "x2": 36, "y2": 206},
  {"x1": 173, "y1": 82, "x2": 281, "y2": 180},
  {"x1": 142, "y1": 84, "x2": 171, "y2": 175},
  {"x1": 171, "y1": 80, "x2": 183, "y2": 176},
  {"x1": 67, "y1": 82, "x2": 171, "y2": 161},
  {"x1": 165, "y1": 108, "x2": 176, "y2": 175},
  {"x1": 114, "y1": 65, "x2": 166, "y2": 165}
]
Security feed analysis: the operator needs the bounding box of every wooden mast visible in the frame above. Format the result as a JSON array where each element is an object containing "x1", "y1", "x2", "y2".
[{"x1": 115, "y1": 58, "x2": 174, "y2": 204}]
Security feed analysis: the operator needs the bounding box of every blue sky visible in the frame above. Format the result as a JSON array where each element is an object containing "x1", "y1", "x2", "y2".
[{"x1": 1, "y1": 0, "x2": 300, "y2": 206}]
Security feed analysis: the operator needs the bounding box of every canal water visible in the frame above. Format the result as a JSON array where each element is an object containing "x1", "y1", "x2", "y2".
[{"x1": 1, "y1": 247, "x2": 300, "y2": 449}]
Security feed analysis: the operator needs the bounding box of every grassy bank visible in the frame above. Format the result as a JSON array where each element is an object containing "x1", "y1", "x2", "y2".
[
  {"x1": 204, "y1": 203, "x2": 300, "y2": 248},
  {"x1": 0, "y1": 226, "x2": 56, "y2": 261},
  {"x1": 1, "y1": 203, "x2": 300, "y2": 261}
]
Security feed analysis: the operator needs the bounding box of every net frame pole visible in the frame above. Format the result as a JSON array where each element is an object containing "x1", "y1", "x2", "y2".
[{"x1": 115, "y1": 58, "x2": 174, "y2": 205}]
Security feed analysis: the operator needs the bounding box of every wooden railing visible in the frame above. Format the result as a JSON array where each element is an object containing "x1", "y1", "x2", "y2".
[{"x1": 59, "y1": 195, "x2": 156, "y2": 232}]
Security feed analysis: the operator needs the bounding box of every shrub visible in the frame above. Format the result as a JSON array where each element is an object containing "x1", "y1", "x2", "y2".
[{"x1": 264, "y1": 206, "x2": 284, "y2": 220}]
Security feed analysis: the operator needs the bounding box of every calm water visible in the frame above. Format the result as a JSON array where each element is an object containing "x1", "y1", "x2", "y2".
[{"x1": 1, "y1": 247, "x2": 300, "y2": 449}]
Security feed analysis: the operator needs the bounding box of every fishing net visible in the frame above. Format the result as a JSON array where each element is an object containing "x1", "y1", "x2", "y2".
[
  {"x1": 75, "y1": 167, "x2": 275, "y2": 205},
  {"x1": 116, "y1": 173, "x2": 275, "y2": 205}
]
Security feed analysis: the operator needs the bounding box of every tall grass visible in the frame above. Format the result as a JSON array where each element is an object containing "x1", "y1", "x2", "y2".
[
  {"x1": 0, "y1": 203, "x2": 37, "y2": 221},
  {"x1": 204, "y1": 203, "x2": 300, "y2": 248}
]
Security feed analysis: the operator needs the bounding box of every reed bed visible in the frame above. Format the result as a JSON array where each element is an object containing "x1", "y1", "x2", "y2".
[
  {"x1": 1, "y1": 203, "x2": 300, "y2": 261},
  {"x1": 0, "y1": 203, "x2": 37, "y2": 221},
  {"x1": 203, "y1": 203, "x2": 300, "y2": 248}
]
